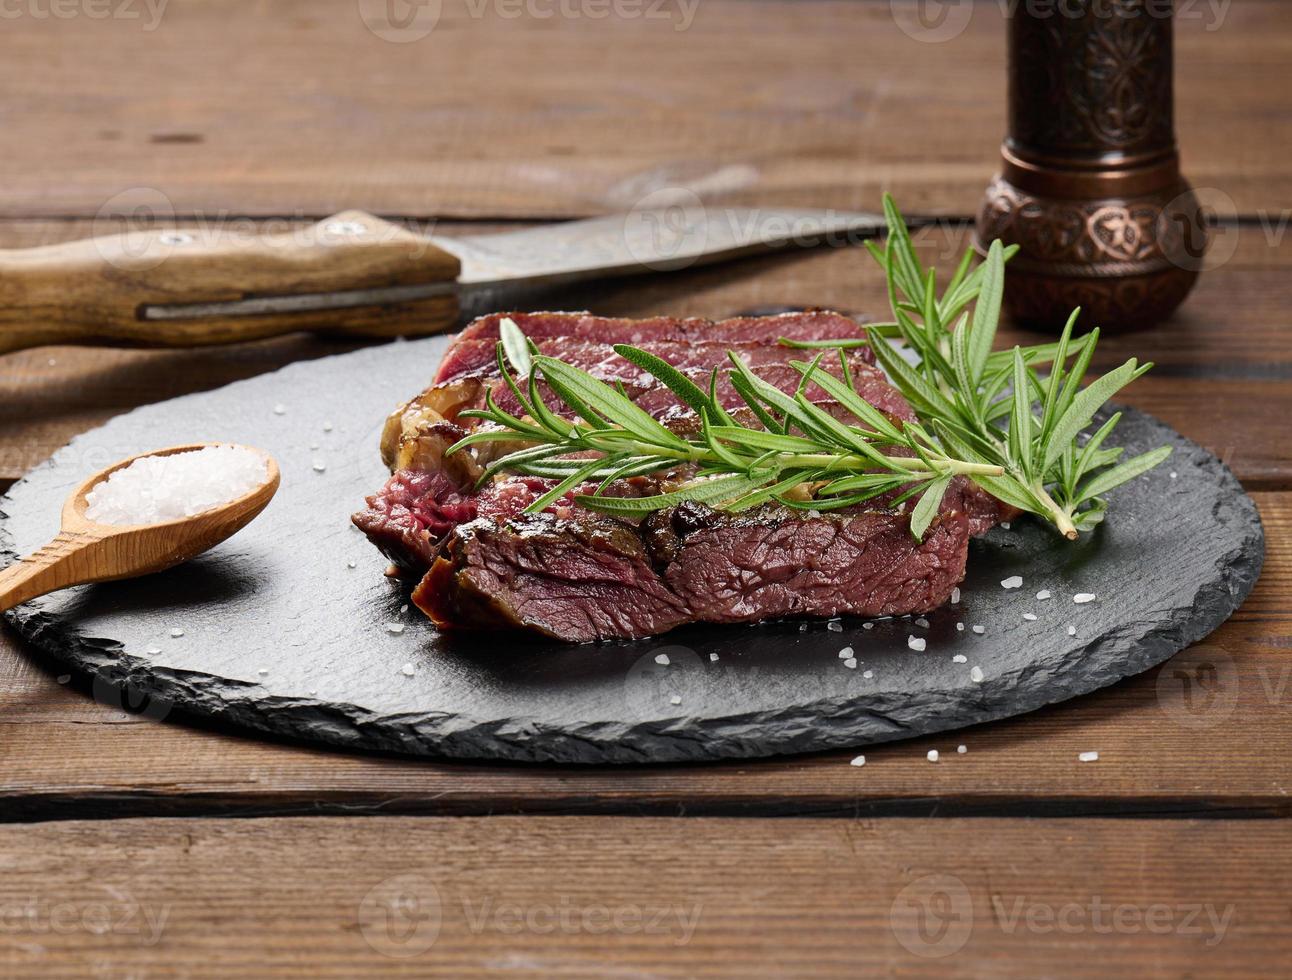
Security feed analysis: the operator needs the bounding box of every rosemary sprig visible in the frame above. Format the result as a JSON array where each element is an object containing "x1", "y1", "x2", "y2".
[
  {"x1": 447, "y1": 322, "x2": 1003, "y2": 539},
  {"x1": 445, "y1": 196, "x2": 1171, "y2": 540},
  {"x1": 863, "y1": 194, "x2": 1171, "y2": 538}
]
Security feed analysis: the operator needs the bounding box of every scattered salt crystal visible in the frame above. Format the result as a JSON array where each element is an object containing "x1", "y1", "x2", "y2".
[
  {"x1": 169, "y1": 628, "x2": 184, "y2": 638},
  {"x1": 346, "y1": 561, "x2": 357, "y2": 569},
  {"x1": 709, "y1": 653, "x2": 719, "y2": 662},
  {"x1": 1036, "y1": 590, "x2": 1052, "y2": 600},
  {"x1": 827, "y1": 621, "x2": 843, "y2": 632},
  {"x1": 386, "y1": 623, "x2": 405, "y2": 634},
  {"x1": 1073, "y1": 593, "x2": 1097, "y2": 604},
  {"x1": 669, "y1": 695, "x2": 682, "y2": 705},
  {"x1": 57, "y1": 674, "x2": 71, "y2": 685},
  {"x1": 927, "y1": 749, "x2": 939, "y2": 762},
  {"x1": 654, "y1": 653, "x2": 670, "y2": 666},
  {"x1": 799, "y1": 623, "x2": 808, "y2": 632},
  {"x1": 273, "y1": 404, "x2": 287, "y2": 415},
  {"x1": 862, "y1": 669, "x2": 874, "y2": 679},
  {"x1": 972, "y1": 625, "x2": 985, "y2": 635},
  {"x1": 1001, "y1": 522, "x2": 1011, "y2": 530},
  {"x1": 862, "y1": 622, "x2": 874, "y2": 630},
  {"x1": 957, "y1": 744, "x2": 967, "y2": 754},
  {"x1": 312, "y1": 461, "x2": 327, "y2": 473},
  {"x1": 323, "y1": 421, "x2": 334, "y2": 432},
  {"x1": 308, "y1": 689, "x2": 318, "y2": 695},
  {"x1": 1067, "y1": 625, "x2": 1077, "y2": 636},
  {"x1": 1078, "y1": 751, "x2": 1099, "y2": 763},
  {"x1": 950, "y1": 587, "x2": 961, "y2": 604},
  {"x1": 956, "y1": 622, "x2": 965, "y2": 632},
  {"x1": 838, "y1": 647, "x2": 854, "y2": 659},
  {"x1": 309, "y1": 442, "x2": 319, "y2": 451},
  {"x1": 850, "y1": 755, "x2": 866, "y2": 767},
  {"x1": 146, "y1": 646, "x2": 161, "y2": 655},
  {"x1": 1001, "y1": 575, "x2": 1023, "y2": 590},
  {"x1": 915, "y1": 618, "x2": 930, "y2": 629},
  {"x1": 952, "y1": 654, "x2": 967, "y2": 664},
  {"x1": 908, "y1": 636, "x2": 926, "y2": 652},
  {"x1": 844, "y1": 658, "x2": 858, "y2": 669},
  {"x1": 84, "y1": 446, "x2": 268, "y2": 526},
  {"x1": 400, "y1": 604, "x2": 408, "y2": 614},
  {"x1": 257, "y1": 668, "x2": 268, "y2": 676},
  {"x1": 970, "y1": 666, "x2": 984, "y2": 683},
  {"x1": 400, "y1": 663, "x2": 415, "y2": 677},
  {"x1": 1169, "y1": 471, "x2": 1177, "y2": 479},
  {"x1": 1023, "y1": 612, "x2": 1038, "y2": 621}
]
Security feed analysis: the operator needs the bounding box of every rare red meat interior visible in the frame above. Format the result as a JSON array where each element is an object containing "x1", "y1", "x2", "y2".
[{"x1": 353, "y1": 311, "x2": 1008, "y2": 642}]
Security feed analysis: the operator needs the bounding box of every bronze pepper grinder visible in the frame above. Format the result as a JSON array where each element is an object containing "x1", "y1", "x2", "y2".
[{"x1": 975, "y1": 0, "x2": 1206, "y2": 331}]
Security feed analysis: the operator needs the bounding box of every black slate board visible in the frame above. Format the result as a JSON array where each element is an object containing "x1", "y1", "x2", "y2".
[{"x1": 0, "y1": 337, "x2": 1265, "y2": 763}]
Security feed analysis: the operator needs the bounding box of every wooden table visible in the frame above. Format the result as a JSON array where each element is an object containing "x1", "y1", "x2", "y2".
[{"x1": 2, "y1": 2, "x2": 1289, "y2": 976}]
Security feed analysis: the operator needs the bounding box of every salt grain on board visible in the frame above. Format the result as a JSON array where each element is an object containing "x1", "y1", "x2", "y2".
[
  {"x1": 838, "y1": 647, "x2": 854, "y2": 659},
  {"x1": 1078, "y1": 751, "x2": 1099, "y2": 763},
  {"x1": 84, "y1": 445, "x2": 268, "y2": 526},
  {"x1": 956, "y1": 622, "x2": 965, "y2": 632},
  {"x1": 970, "y1": 666, "x2": 984, "y2": 683},
  {"x1": 670, "y1": 695, "x2": 682, "y2": 706},
  {"x1": 1036, "y1": 590, "x2": 1052, "y2": 600},
  {"x1": 386, "y1": 623, "x2": 405, "y2": 634},
  {"x1": 850, "y1": 755, "x2": 866, "y2": 767},
  {"x1": 927, "y1": 749, "x2": 939, "y2": 763},
  {"x1": 862, "y1": 669, "x2": 874, "y2": 679},
  {"x1": 654, "y1": 653, "x2": 670, "y2": 666},
  {"x1": 169, "y1": 628, "x2": 184, "y2": 638},
  {"x1": 915, "y1": 618, "x2": 930, "y2": 629},
  {"x1": 972, "y1": 625, "x2": 985, "y2": 635},
  {"x1": 957, "y1": 745, "x2": 967, "y2": 754},
  {"x1": 908, "y1": 636, "x2": 926, "y2": 652},
  {"x1": 1023, "y1": 612, "x2": 1037, "y2": 621},
  {"x1": 709, "y1": 653, "x2": 719, "y2": 662},
  {"x1": 1067, "y1": 625, "x2": 1078, "y2": 636},
  {"x1": 950, "y1": 587, "x2": 961, "y2": 604},
  {"x1": 400, "y1": 664, "x2": 415, "y2": 677},
  {"x1": 952, "y1": 654, "x2": 967, "y2": 664},
  {"x1": 1001, "y1": 575, "x2": 1023, "y2": 589},
  {"x1": 844, "y1": 658, "x2": 858, "y2": 669},
  {"x1": 1073, "y1": 593, "x2": 1097, "y2": 604},
  {"x1": 827, "y1": 621, "x2": 843, "y2": 632}
]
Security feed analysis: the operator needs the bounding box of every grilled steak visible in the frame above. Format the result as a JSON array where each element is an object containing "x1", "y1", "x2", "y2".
[{"x1": 353, "y1": 310, "x2": 1007, "y2": 642}]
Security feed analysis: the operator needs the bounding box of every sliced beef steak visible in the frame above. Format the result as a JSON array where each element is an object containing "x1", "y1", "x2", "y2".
[
  {"x1": 415, "y1": 498, "x2": 972, "y2": 643},
  {"x1": 435, "y1": 310, "x2": 871, "y2": 384},
  {"x1": 354, "y1": 311, "x2": 1009, "y2": 642}
]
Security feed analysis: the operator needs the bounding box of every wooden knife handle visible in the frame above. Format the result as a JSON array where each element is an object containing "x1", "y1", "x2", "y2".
[{"x1": 0, "y1": 211, "x2": 461, "y2": 354}]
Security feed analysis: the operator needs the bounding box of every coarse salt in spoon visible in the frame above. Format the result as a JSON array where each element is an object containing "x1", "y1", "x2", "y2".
[{"x1": 0, "y1": 443, "x2": 279, "y2": 613}]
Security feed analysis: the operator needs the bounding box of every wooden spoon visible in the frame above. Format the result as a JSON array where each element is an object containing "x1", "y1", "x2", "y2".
[{"x1": 0, "y1": 444, "x2": 280, "y2": 613}]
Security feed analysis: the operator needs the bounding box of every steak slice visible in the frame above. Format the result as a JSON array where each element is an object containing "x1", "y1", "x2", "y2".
[
  {"x1": 435, "y1": 310, "x2": 870, "y2": 384},
  {"x1": 355, "y1": 311, "x2": 1011, "y2": 642},
  {"x1": 414, "y1": 495, "x2": 972, "y2": 643}
]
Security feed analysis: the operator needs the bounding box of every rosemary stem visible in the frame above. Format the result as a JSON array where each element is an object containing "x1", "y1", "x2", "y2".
[{"x1": 1031, "y1": 480, "x2": 1079, "y2": 540}]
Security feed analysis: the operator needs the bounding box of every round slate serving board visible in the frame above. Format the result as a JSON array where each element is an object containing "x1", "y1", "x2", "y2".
[{"x1": 0, "y1": 337, "x2": 1265, "y2": 764}]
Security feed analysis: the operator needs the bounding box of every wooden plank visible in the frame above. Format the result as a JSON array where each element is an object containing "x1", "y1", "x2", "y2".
[
  {"x1": 3, "y1": 222, "x2": 1290, "y2": 487},
  {"x1": 1, "y1": 491, "x2": 1286, "y2": 821},
  {"x1": 0, "y1": 0, "x2": 1285, "y2": 219},
  {"x1": 0, "y1": 815, "x2": 1287, "y2": 978}
]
